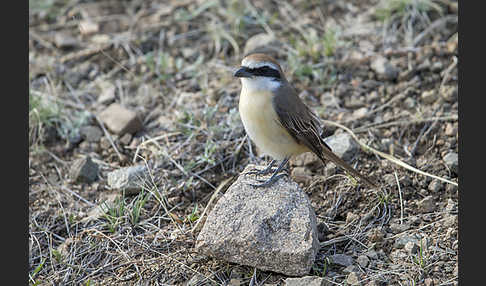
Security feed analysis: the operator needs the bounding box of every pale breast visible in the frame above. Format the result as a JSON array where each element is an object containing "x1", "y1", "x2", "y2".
[{"x1": 238, "y1": 90, "x2": 308, "y2": 160}]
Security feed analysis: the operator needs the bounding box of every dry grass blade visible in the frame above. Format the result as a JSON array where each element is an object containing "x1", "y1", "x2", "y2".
[{"x1": 322, "y1": 120, "x2": 458, "y2": 187}]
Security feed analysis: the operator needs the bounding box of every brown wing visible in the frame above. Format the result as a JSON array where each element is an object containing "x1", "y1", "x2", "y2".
[{"x1": 272, "y1": 84, "x2": 378, "y2": 188}]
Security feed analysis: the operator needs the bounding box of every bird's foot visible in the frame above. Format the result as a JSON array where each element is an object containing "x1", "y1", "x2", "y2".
[
  {"x1": 244, "y1": 160, "x2": 277, "y2": 177},
  {"x1": 248, "y1": 171, "x2": 289, "y2": 188}
]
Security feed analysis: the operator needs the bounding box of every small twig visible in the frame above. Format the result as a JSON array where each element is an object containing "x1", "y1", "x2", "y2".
[
  {"x1": 440, "y1": 55, "x2": 458, "y2": 89},
  {"x1": 413, "y1": 15, "x2": 457, "y2": 46},
  {"x1": 394, "y1": 171, "x2": 404, "y2": 225},
  {"x1": 59, "y1": 186, "x2": 96, "y2": 207},
  {"x1": 94, "y1": 115, "x2": 124, "y2": 162},
  {"x1": 132, "y1": 132, "x2": 181, "y2": 163},
  {"x1": 353, "y1": 115, "x2": 457, "y2": 133},
  {"x1": 60, "y1": 42, "x2": 112, "y2": 63}
]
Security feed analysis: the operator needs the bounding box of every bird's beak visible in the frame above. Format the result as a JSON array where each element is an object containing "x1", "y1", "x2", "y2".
[{"x1": 234, "y1": 66, "x2": 253, "y2": 78}]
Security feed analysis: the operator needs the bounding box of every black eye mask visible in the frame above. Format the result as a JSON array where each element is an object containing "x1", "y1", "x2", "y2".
[{"x1": 248, "y1": 66, "x2": 281, "y2": 79}]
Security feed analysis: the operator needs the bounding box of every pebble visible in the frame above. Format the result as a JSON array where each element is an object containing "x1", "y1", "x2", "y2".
[
  {"x1": 421, "y1": 90, "x2": 438, "y2": 104},
  {"x1": 80, "y1": 125, "x2": 103, "y2": 143},
  {"x1": 98, "y1": 103, "x2": 143, "y2": 135},
  {"x1": 404, "y1": 241, "x2": 420, "y2": 255},
  {"x1": 403, "y1": 97, "x2": 416, "y2": 109},
  {"x1": 97, "y1": 81, "x2": 116, "y2": 105},
  {"x1": 107, "y1": 164, "x2": 150, "y2": 195},
  {"x1": 330, "y1": 254, "x2": 354, "y2": 267},
  {"x1": 443, "y1": 152, "x2": 458, "y2": 174},
  {"x1": 427, "y1": 180, "x2": 443, "y2": 192},
  {"x1": 284, "y1": 276, "x2": 327, "y2": 286},
  {"x1": 356, "y1": 255, "x2": 369, "y2": 268},
  {"x1": 417, "y1": 196, "x2": 435, "y2": 213},
  {"x1": 69, "y1": 155, "x2": 99, "y2": 183},
  {"x1": 346, "y1": 271, "x2": 361, "y2": 285},
  {"x1": 370, "y1": 56, "x2": 398, "y2": 81},
  {"x1": 323, "y1": 133, "x2": 360, "y2": 162},
  {"x1": 53, "y1": 33, "x2": 78, "y2": 49},
  {"x1": 440, "y1": 85, "x2": 457, "y2": 102}
]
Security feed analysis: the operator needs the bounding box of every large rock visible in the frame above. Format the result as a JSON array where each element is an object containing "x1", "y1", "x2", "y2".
[{"x1": 196, "y1": 164, "x2": 319, "y2": 276}]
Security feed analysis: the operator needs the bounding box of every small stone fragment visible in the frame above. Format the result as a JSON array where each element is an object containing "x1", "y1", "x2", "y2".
[
  {"x1": 417, "y1": 196, "x2": 435, "y2": 213},
  {"x1": 323, "y1": 133, "x2": 360, "y2": 162},
  {"x1": 421, "y1": 90, "x2": 438, "y2": 104},
  {"x1": 107, "y1": 165, "x2": 150, "y2": 195},
  {"x1": 346, "y1": 271, "x2": 361, "y2": 285},
  {"x1": 330, "y1": 254, "x2": 353, "y2": 267},
  {"x1": 98, "y1": 103, "x2": 142, "y2": 135},
  {"x1": 284, "y1": 276, "x2": 327, "y2": 286},
  {"x1": 69, "y1": 156, "x2": 99, "y2": 183},
  {"x1": 356, "y1": 255, "x2": 369, "y2": 268},
  {"x1": 370, "y1": 56, "x2": 398, "y2": 80},
  {"x1": 443, "y1": 152, "x2": 458, "y2": 174},
  {"x1": 79, "y1": 125, "x2": 103, "y2": 143}
]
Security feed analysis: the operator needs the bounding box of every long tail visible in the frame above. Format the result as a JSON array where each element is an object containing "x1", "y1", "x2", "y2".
[{"x1": 318, "y1": 147, "x2": 378, "y2": 189}]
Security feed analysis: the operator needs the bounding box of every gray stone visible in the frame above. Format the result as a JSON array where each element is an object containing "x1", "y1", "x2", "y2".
[
  {"x1": 394, "y1": 234, "x2": 419, "y2": 249},
  {"x1": 343, "y1": 265, "x2": 360, "y2": 274},
  {"x1": 421, "y1": 90, "x2": 438, "y2": 104},
  {"x1": 54, "y1": 33, "x2": 78, "y2": 49},
  {"x1": 97, "y1": 81, "x2": 116, "y2": 105},
  {"x1": 370, "y1": 56, "x2": 398, "y2": 80},
  {"x1": 196, "y1": 165, "x2": 319, "y2": 276},
  {"x1": 440, "y1": 85, "x2": 457, "y2": 102},
  {"x1": 330, "y1": 254, "x2": 353, "y2": 267},
  {"x1": 427, "y1": 180, "x2": 443, "y2": 192},
  {"x1": 443, "y1": 152, "x2": 458, "y2": 174},
  {"x1": 107, "y1": 164, "x2": 150, "y2": 195},
  {"x1": 403, "y1": 97, "x2": 416, "y2": 109},
  {"x1": 98, "y1": 103, "x2": 142, "y2": 135},
  {"x1": 323, "y1": 133, "x2": 360, "y2": 162},
  {"x1": 346, "y1": 271, "x2": 361, "y2": 285},
  {"x1": 366, "y1": 250, "x2": 378, "y2": 260},
  {"x1": 389, "y1": 222, "x2": 410, "y2": 233},
  {"x1": 69, "y1": 156, "x2": 98, "y2": 183},
  {"x1": 417, "y1": 196, "x2": 435, "y2": 213},
  {"x1": 356, "y1": 255, "x2": 369, "y2": 268},
  {"x1": 80, "y1": 125, "x2": 103, "y2": 142},
  {"x1": 284, "y1": 276, "x2": 328, "y2": 286},
  {"x1": 404, "y1": 241, "x2": 419, "y2": 255},
  {"x1": 291, "y1": 166, "x2": 311, "y2": 184},
  {"x1": 445, "y1": 198, "x2": 456, "y2": 213}
]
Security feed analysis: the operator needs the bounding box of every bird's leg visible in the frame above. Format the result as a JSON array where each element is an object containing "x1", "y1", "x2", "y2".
[
  {"x1": 249, "y1": 157, "x2": 290, "y2": 188},
  {"x1": 244, "y1": 159, "x2": 277, "y2": 176}
]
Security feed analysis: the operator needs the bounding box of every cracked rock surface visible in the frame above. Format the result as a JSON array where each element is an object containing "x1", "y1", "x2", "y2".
[{"x1": 196, "y1": 164, "x2": 320, "y2": 276}]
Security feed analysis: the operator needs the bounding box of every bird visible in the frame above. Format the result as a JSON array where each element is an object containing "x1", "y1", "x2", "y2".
[{"x1": 234, "y1": 53, "x2": 377, "y2": 188}]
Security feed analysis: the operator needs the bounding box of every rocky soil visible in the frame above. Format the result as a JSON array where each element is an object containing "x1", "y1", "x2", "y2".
[{"x1": 29, "y1": 0, "x2": 458, "y2": 285}]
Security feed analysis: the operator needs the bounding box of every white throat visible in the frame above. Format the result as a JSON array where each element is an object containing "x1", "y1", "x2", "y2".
[{"x1": 240, "y1": 77, "x2": 281, "y2": 93}]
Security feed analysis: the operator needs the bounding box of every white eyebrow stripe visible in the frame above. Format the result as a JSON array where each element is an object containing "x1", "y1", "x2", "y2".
[{"x1": 241, "y1": 60, "x2": 279, "y2": 71}]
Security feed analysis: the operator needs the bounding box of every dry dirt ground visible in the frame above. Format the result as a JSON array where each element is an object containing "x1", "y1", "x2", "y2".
[{"x1": 29, "y1": 0, "x2": 458, "y2": 285}]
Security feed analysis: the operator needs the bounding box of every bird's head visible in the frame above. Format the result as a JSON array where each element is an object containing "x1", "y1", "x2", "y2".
[{"x1": 234, "y1": 53, "x2": 286, "y2": 92}]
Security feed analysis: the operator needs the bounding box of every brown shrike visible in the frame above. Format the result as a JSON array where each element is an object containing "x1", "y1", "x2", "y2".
[{"x1": 234, "y1": 53, "x2": 377, "y2": 188}]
